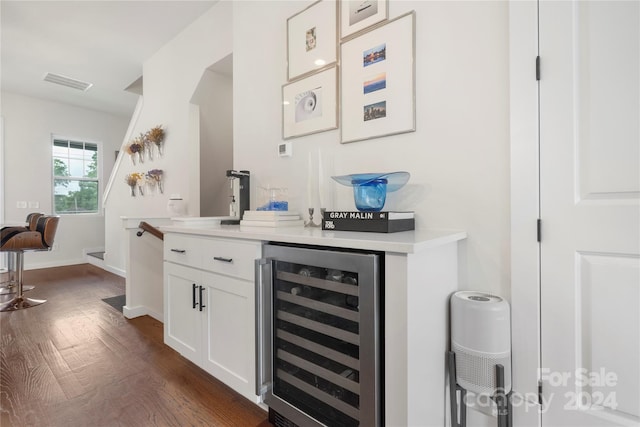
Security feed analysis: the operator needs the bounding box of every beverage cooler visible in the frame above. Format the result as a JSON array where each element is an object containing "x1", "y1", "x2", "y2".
[{"x1": 255, "y1": 243, "x2": 383, "y2": 427}]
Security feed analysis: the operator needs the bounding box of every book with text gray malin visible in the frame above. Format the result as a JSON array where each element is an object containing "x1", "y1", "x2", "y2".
[{"x1": 322, "y1": 211, "x2": 415, "y2": 233}]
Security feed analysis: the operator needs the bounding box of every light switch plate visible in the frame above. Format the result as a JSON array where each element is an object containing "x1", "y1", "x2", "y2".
[
  {"x1": 17, "y1": 201, "x2": 27, "y2": 208},
  {"x1": 28, "y1": 201, "x2": 39, "y2": 208}
]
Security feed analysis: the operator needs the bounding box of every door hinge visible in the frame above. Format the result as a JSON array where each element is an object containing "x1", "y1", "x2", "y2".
[
  {"x1": 536, "y1": 56, "x2": 541, "y2": 81},
  {"x1": 538, "y1": 379, "x2": 543, "y2": 405},
  {"x1": 537, "y1": 219, "x2": 542, "y2": 242}
]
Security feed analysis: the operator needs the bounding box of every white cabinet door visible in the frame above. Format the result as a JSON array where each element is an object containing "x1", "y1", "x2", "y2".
[
  {"x1": 200, "y1": 271, "x2": 255, "y2": 399},
  {"x1": 164, "y1": 262, "x2": 202, "y2": 366},
  {"x1": 540, "y1": 1, "x2": 640, "y2": 425}
]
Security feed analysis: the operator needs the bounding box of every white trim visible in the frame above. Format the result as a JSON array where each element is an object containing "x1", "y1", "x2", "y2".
[
  {"x1": 0, "y1": 116, "x2": 5, "y2": 272},
  {"x1": 121, "y1": 216, "x2": 172, "y2": 230},
  {"x1": 83, "y1": 247, "x2": 105, "y2": 268},
  {"x1": 509, "y1": 0, "x2": 542, "y2": 425},
  {"x1": 27, "y1": 257, "x2": 126, "y2": 279},
  {"x1": 103, "y1": 96, "x2": 144, "y2": 207},
  {"x1": 123, "y1": 304, "x2": 163, "y2": 322},
  {"x1": 102, "y1": 263, "x2": 126, "y2": 278},
  {"x1": 0, "y1": 116, "x2": 4, "y2": 221},
  {"x1": 23, "y1": 259, "x2": 87, "y2": 270},
  {"x1": 51, "y1": 134, "x2": 103, "y2": 215}
]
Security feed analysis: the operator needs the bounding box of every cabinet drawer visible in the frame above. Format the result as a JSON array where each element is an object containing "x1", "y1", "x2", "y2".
[
  {"x1": 164, "y1": 234, "x2": 201, "y2": 267},
  {"x1": 200, "y1": 238, "x2": 260, "y2": 281}
]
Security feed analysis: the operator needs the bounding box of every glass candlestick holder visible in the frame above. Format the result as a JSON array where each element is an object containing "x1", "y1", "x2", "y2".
[{"x1": 305, "y1": 207, "x2": 320, "y2": 228}]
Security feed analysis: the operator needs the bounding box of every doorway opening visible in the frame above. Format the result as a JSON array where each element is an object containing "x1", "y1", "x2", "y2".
[{"x1": 190, "y1": 54, "x2": 234, "y2": 217}]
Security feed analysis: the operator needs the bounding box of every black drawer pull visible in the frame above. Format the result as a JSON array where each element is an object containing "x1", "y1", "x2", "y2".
[
  {"x1": 192, "y1": 283, "x2": 197, "y2": 309},
  {"x1": 199, "y1": 286, "x2": 206, "y2": 311},
  {"x1": 171, "y1": 249, "x2": 186, "y2": 254},
  {"x1": 213, "y1": 256, "x2": 233, "y2": 263}
]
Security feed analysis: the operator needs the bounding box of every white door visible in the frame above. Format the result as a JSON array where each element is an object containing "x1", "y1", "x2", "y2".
[
  {"x1": 539, "y1": 1, "x2": 640, "y2": 426},
  {"x1": 200, "y1": 271, "x2": 253, "y2": 397}
]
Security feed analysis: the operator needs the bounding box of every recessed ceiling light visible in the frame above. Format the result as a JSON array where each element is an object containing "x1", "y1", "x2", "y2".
[{"x1": 43, "y1": 72, "x2": 93, "y2": 91}]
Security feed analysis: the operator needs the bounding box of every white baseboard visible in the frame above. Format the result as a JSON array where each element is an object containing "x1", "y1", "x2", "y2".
[
  {"x1": 103, "y1": 263, "x2": 126, "y2": 278},
  {"x1": 20, "y1": 258, "x2": 126, "y2": 279},
  {"x1": 123, "y1": 304, "x2": 163, "y2": 323},
  {"x1": 24, "y1": 258, "x2": 86, "y2": 270},
  {"x1": 86, "y1": 255, "x2": 104, "y2": 269},
  {"x1": 83, "y1": 247, "x2": 105, "y2": 256}
]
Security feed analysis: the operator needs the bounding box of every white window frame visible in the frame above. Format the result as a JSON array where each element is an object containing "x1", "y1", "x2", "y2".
[{"x1": 51, "y1": 134, "x2": 103, "y2": 216}]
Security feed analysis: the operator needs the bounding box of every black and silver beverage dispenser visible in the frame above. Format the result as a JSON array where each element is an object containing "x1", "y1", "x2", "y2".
[{"x1": 222, "y1": 169, "x2": 250, "y2": 224}]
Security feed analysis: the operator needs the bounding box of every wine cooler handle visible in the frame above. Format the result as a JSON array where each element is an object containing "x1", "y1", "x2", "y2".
[{"x1": 255, "y1": 258, "x2": 273, "y2": 397}]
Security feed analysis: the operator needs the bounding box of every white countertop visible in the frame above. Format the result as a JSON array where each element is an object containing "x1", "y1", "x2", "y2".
[{"x1": 160, "y1": 224, "x2": 466, "y2": 254}]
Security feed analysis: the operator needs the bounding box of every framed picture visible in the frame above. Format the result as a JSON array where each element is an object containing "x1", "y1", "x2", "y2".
[
  {"x1": 340, "y1": 0, "x2": 388, "y2": 40},
  {"x1": 340, "y1": 11, "x2": 415, "y2": 144},
  {"x1": 283, "y1": 66, "x2": 338, "y2": 139},
  {"x1": 287, "y1": 0, "x2": 338, "y2": 81}
]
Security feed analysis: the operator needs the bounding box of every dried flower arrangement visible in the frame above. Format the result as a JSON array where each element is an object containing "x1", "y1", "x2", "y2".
[
  {"x1": 125, "y1": 125, "x2": 165, "y2": 164},
  {"x1": 127, "y1": 136, "x2": 144, "y2": 165},
  {"x1": 125, "y1": 172, "x2": 145, "y2": 197},
  {"x1": 146, "y1": 169, "x2": 164, "y2": 194},
  {"x1": 146, "y1": 126, "x2": 165, "y2": 156}
]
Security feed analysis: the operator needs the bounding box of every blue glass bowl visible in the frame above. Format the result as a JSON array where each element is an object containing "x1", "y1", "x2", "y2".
[
  {"x1": 332, "y1": 172, "x2": 410, "y2": 212},
  {"x1": 352, "y1": 178, "x2": 388, "y2": 211}
]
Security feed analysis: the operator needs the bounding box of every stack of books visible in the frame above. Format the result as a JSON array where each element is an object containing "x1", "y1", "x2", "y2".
[
  {"x1": 240, "y1": 210, "x2": 304, "y2": 228},
  {"x1": 322, "y1": 211, "x2": 415, "y2": 233}
]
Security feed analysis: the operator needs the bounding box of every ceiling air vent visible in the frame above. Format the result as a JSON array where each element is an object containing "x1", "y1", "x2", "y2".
[{"x1": 43, "y1": 72, "x2": 93, "y2": 91}]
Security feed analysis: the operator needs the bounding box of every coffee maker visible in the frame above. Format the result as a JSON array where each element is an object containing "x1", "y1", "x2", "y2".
[{"x1": 222, "y1": 170, "x2": 250, "y2": 225}]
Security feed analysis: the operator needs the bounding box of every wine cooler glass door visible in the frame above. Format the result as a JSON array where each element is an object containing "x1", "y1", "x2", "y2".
[{"x1": 256, "y1": 244, "x2": 380, "y2": 427}]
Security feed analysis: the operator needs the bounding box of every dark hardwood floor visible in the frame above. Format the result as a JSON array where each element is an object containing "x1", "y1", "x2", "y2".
[{"x1": 0, "y1": 264, "x2": 270, "y2": 427}]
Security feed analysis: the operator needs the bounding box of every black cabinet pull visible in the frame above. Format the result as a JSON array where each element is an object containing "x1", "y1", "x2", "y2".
[
  {"x1": 171, "y1": 249, "x2": 186, "y2": 254},
  {"x1": 213, "y1": 256, "x2": 233, "y2": 263},
  {"x1": 199, "y1": 286, "x2": 206, "y2": 311},
  {"x1": 192, "y1": 283, "x2": 198, "y2": 309}
]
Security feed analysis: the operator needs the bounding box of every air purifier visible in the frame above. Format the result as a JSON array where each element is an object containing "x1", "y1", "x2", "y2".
[
  {"x1": 451, "y1": 291, "x2": 511, "y2": 394},
  {"x1": 448, "y1": 291, "x2": 512, "y2": 427}
]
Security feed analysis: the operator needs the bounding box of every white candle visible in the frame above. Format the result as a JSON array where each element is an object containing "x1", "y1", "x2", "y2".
[
  {"x1": 318, "y1": 149, "x2": 324, "y2": 208},
  {"x1": 307, "y1": 152, "x2": 313, "y2": 208}
]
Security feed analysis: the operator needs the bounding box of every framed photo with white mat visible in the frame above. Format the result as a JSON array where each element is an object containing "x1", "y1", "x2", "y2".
[
  {"x1": 287, "y1": 0, "x2": 338, "y2": 80},
  {"x1": 340, "y1": 11, "x2": 415, "y2": 143},
  {"x1": 282, "y1": 66, "x2": 338, "y2": 139},
  {"x1": 340, "y1": 0, "x2": 388, "y2": 40}
]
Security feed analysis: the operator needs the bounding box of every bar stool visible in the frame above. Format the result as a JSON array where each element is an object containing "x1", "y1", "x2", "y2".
[
  {"x1": 0, "y1": 215, "x2": 59, "y2": 311},
  {"x1": 0, "y1": 213, "x2": 43, "y2": 295}
]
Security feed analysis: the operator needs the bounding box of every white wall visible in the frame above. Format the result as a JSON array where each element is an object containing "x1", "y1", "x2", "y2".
[
  {"x1": 99, "y1": 1, "x2": 510, "y2": 423},
  {"x1": 233, "y1": 1, "x2": 511, "y2": 296},
  {"x1": 194, "y1": 68, "x2": 233, "y2": 217},
  {"x1": 103, "y1": 1, "x2": 233, "y2": 273},
  {"x1": 104, "y1": 0, "x2": 511, "y2": 296},
  {"x1": 1, "y1": 91, "x2": 128, "y2": 269},
  {"x1": 95, "y1": 0, "x2": 511, "y2": 300}
]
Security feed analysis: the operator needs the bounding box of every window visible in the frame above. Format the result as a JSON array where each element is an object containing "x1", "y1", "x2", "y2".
[{"x1": 52, "y1": 138, "x2": 100, "y2": 214}]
